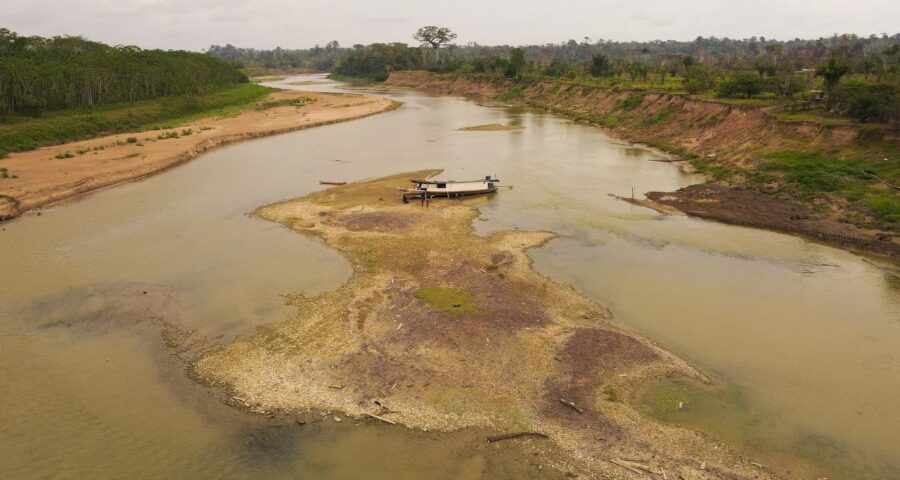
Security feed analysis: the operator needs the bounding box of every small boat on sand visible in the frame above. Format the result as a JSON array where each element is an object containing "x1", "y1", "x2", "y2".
[{"x1": 397, "y1": 176, "x2": 504, "y2": 203}]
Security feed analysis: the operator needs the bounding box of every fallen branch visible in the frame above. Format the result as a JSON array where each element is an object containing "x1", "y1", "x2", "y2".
[
  {"x1": 609, "y1": 459, "x2": 644, "y2": 475},
  {"x1": 487, "y1": 431, "x2": 548, "y2": 443},
  {"x1": 319, "y1": 180, "x2": 347, "y2": 186},
  {"x1": 559, "y1": 398, "x2": 584, "y2": 414},
  {"x1": 365, "y1": 412, "x2": 397, "y2": 425},
  {"x1": 859, "y1": 170, "x2": 899, "y2": 191},
  {"x1": 614, "y1": 458, "x2": 663, "y2": 475}
]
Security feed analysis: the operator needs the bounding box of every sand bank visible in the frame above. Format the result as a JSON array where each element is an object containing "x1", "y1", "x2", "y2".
[
  {"x1": 0, "y1": 90, "x2": 396, "y2": 220},
  {"x1": 195, "y1": 171, "x2": 776, "y2": 479}
]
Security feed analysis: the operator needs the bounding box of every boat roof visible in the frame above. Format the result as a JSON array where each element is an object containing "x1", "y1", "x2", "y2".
[{"x1": 410, "y1": 178, "x2": 500, "y2": 184}]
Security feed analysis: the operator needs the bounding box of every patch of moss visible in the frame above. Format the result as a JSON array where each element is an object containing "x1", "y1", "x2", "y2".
[{"x1": 414, "y1": 287, "x2": 478, "y2": 315}]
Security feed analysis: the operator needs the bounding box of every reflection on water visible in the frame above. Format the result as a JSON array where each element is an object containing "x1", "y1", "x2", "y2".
[{"x1": 1, "y1": 74, "x2": 898, "y2": 479}]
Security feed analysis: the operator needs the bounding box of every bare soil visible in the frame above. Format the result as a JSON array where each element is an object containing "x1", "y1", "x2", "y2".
[
  {"x1": 0, "y1": 90, "x2": 396, "y2": 221},
  {"x1": 194, "y1": 171, "x2": 778, "y2": 479},
  {"x1": 644, "y1": 183, "x2": 900, "y2": 259}
]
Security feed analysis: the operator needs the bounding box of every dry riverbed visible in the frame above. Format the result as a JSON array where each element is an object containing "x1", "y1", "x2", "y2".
[
  {"x1": 0, "y1": 90, "x2": 396, "y2": 220},
  {"x1": 194, "y1": 171, "x2": 776, "y2": 479}
]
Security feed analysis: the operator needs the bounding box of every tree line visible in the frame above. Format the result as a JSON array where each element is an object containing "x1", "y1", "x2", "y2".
[
  {"x1": 0, "y1": 28, "x2": 247, "y2": 117},
  {"x1": 206, "y1": 41, "x2": 347, "y2": 72},
  {"x1": 318, "y1": 29, "x2": 900, "y2": 124}
]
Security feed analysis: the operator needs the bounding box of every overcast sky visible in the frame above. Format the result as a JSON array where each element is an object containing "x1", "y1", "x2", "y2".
[{"x1": 6, "y1": 0, "x2": 899, "y2": 51}]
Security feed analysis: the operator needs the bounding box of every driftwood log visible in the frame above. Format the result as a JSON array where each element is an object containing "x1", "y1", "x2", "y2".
[
  {"x1": 486, "y1": 431, "x2": 549, "y2": 443},
  {"x1": 559, "y1": 398, "x2": 584, "y2": 414}
]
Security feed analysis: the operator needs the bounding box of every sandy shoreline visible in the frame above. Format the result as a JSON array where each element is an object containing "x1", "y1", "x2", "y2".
[{"x1": 0, "y1": 90, "x2": 397, "y2": 220}]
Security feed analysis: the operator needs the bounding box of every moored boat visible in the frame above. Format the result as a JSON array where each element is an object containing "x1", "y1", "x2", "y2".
[{"x1": 398, "y1": 176, "x2": 503, "y2": 203}]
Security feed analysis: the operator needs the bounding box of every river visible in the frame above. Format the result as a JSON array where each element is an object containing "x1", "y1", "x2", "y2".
[{"x1": 1, "y1": 75, "x2": 898, "y2": 479}]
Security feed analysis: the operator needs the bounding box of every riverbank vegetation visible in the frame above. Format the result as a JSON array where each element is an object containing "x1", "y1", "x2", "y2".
[
  {"x1": 0, "y1": 82, "x2": 271, "y2": 156},
  {"x1": 319, "y1": 29, "x2": 899, "y2": 126},
  {"x1": 317, "y1": 27, "x2": 899, "y2": 235},
  {"x1": 206, "y1": 41, "x2": 347, "y2": 73},
  {"x1": 0, "y1": 28, "x2": 263, "y2": 157}
]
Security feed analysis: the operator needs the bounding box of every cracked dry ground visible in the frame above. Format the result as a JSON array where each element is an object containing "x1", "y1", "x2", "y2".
[{"x1": 194, "y1": 170, "x2": 773, "y2": 480}]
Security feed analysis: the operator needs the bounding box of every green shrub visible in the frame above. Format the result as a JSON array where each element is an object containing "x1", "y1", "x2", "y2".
[
  {"x1": 829, "y1": 81, "x2": 899, "y2": 124},
  {"x1": 716, "y1": 72, "x2": 764, "y2": 99},
  {"x1": 684, "y1": 64, "x2": 716, "y2": 94}
]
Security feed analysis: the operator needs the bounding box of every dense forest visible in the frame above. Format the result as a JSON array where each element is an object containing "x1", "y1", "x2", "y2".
[
  {"x1": 0, "y1": 28, "x2": 248, "y2": 116},
  {"x1": 206, "y1": 41, "x2": 348, "y2": 73},
  {"x1": 314, "y1": 32, "x2": 900, "y2": 124}
]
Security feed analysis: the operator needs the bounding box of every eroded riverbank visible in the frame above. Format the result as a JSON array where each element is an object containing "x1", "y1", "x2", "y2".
[
  {"x1": 383, "y1": 71, "x2": 899, "y2": 259},
  {"x1": 195, "y1": 171, "x2": 772, "y2": 479},
  {"x1": 0, "y1": 89, "x2": 396, "y2": 220}
]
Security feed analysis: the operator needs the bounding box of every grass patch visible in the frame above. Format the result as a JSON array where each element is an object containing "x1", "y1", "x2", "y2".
[
  {"x1": 414, "y1": 287, "x2": 478, "y2": 315},
  {"x1": 602, "y1": 386, "x2": 618, "y2": 402},
  {"x1": 613, "y1": 93, "x2": 645, "y2": 112},
  {"x1": 254, "y1": 96, "x2": 315, "y2": 110},
  {"x1": 691, "y1": 157, "x2": 734, "y2": 181},
  {"x1": 771, "y1": 109, "x2": 855, "y2": 127},
  {"x1": 867, "y1": 195, "x2": 900, "y2": 223},
  {"x1": 496, "y1": 84, "x2": 526, "y2": 101},
  {"x1": 0, "y1": 83, "x2": 271, "y2": 155},
  {"x1": 760, "y1": 150, "x2": 899, "y2": 226},
  {"x1": 640, "y1": 106, "x2": 680, "y2": 127}
]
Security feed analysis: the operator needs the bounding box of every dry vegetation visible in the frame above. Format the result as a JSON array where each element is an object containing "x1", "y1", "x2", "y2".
[{"x1": 195, "y1": 171, "x2": 775, "y2": 479}]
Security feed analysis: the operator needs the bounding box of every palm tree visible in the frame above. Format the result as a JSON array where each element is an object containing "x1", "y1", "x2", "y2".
[{"x1": 816, "y1": 57, "x2": 850, "y2": 91}]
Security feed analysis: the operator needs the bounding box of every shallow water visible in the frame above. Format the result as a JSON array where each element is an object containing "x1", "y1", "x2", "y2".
[{"x1": 1, "y1": 74, "x2": 898, "y2": 479}]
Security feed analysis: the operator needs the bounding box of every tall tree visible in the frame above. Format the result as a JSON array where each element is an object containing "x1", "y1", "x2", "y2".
[
  {"x1": 509, "y1": 48, "x2": 525, "y2": 78},
  {"x1": 413, "y1": 26, "x2": 457, "y2": 62},
  {"x1": 816, "y1": 57, "x2": 851, "y2": 91}
]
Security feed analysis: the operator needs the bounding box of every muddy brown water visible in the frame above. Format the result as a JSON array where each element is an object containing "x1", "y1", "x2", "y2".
[{"x1": 1, "y1": 75, "x2": 898, "y2": 479}]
